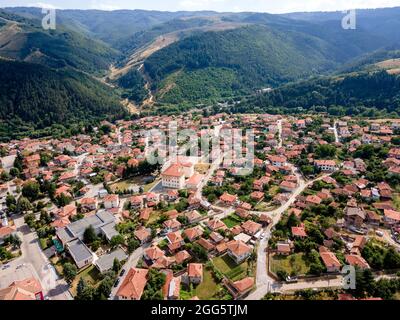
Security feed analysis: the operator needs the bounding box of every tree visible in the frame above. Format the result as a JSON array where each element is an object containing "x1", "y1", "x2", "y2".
[
  {"x1": 17, "y1": 196, "x2": 33, "y2": 213},
  {"x1": 383, "y1": 247, "x2": 400, "y2": 269},
  {"x1": 112, "y1": 258, "x2": 121, "y2": 273},
  {"x1": 22, "y1": 181, "x2": 41, "y2": 201},
  {"x1": 127, "y1": 238, "x2": 140, "y2": 254},
  {"x1": 76, "y1": 278, "x2": 95, "y2": 300},
  {"x1": 96, "y1": 274, "x2": 115, "y2": 300},
  {"x1": 63, "y1": 263, "x2": 77, "y2": 283},
  {"x1": 83, "y1": 226, "x2": 98, "y2": 244},
  {"x1": 110, "y1": 235, "x2": 125, "y2": 248},
  {"x1": 276, "y1": 270, "x2": 288, "y2": 281},
  {"x1": 142, "y1": 269, "x2": 166, "y2": 300}
]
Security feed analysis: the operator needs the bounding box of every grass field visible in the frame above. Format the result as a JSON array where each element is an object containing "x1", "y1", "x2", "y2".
[
  {"x1": 71, "y1": 265, "x2": 102, "y2": 296},
  {"x1": 213, "y1": 255, "x2": 249, "y2": 281},
  {"x1": 181, "y1": 268, "x2": 221, "y2": 300},
  {"x1": 270, "y1": 253, "x2": 310, "y2": 276},
  {"x1": 222, "y1": 214, "x2": 242, "y2": 228}
]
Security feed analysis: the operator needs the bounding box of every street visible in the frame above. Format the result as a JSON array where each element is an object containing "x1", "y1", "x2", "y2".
[{"x1": 0, "y1": 215, "x2": 72, "y2": 300}]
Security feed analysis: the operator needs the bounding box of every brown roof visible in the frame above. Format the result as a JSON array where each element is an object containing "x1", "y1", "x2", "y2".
[
  {"x1": 233, "y1": 277, "x2": 255, "y2": 293},
  {"x1": 226, "y1": 240, "x2": 251, "y2": 256},
  {"x1": 188, "y1": 263, "x2": 203, "y2": 278},
  {"x1": 116, "y1": 268, "x2": 148, "y2": 300}
]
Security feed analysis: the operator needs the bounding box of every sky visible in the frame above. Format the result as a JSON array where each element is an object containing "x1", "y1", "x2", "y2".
[{"x1": 1, "y1": 0, "x2": 400, "y2": 13}]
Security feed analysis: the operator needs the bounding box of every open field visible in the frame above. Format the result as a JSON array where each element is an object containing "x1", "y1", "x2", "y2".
[
  {"x1": 270, "y1": 253, "x2": 310, "y2": 276},
  {"x1": 213, "y1": 255, "x2": 249, "y2": 281}
]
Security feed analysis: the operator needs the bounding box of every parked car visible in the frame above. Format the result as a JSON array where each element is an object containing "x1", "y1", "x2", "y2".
[
  {"x1": 120, "y1": 269, "x2": 126, "y2": 277},
  {"x1": 375, "y1": 230, "x2": 384, "y2": 237},
  {"x1": 285, "y1": 276, "x2": 298, "y2": 283},
  {"x1": 114, "y1": 279, "x2": 120, "y2": 288}
]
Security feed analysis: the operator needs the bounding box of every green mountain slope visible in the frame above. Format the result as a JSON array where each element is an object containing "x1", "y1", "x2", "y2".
[
  {"x1": 0, "y1": 10, "x2": 118, "y2": 74},
  {"x1": 143, "y1": 24, "x2": 346, "y2": 103},
  {"x1": 0, "y1": 60, "x2": 126, "y2": 141},
  {"x1": 234, "y1": 70, "x2": 400, "y2": 117}
]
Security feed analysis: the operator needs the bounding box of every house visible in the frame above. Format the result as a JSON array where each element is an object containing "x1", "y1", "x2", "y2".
[
  {"x1": 162, "y1": 270, "x2": 181, "y2": 300},
  {"x1": 175, "y1": 250, "x2": 192, "y2": 265},
  {"x1": 185, "y1": 210, "x2": 202, "y2": 224},
  {"x1": 80, "y1": 197, "x2": 98, "y2": 212},
  {"x1": 276, "y1": 241, "x2": 293, "y2": 255},
  {"x1": 0, "y1": 277, "x2": 44, "y2": 300},
  {"x1": 319, "y1": 247, "x2": 341, "y2": 272},
  {"x1": 56, "y1": 210, "x2": 116, "y2": 247},
  {"x1": 134, "y1": 227, "x2": 152, "y2": 244},
  {"x1": 161, "y1": 164, "x2": 186, "y2": 189},
  {"x1": 241, "y1": 220, "x2": 262, "y2": 236},
  {"x1": 306, "y1": 195, "x2": 322, "y2": 207},
  {"x1": 206, "y1": 219, "x2": 227, "y2": 231},
  {"x1": 226, "y1": 240, "x2": 252, "y2": 264},
  {"x1": 67, "y1": 239, "x2": 93, "y2": 269},
  {"x1": 144, "y1": 246, "x2": 164, "y2": 265},
  {"x1": 103, "y1": 194, "x2": 120, "y2": 209},
  {"x1": 250, "y1": 191, "x2": 264, "y2": 202},
  {"x1": 280, "y1": 181, "x2": 297, "y2": 192},
  {"x1": 163, "y1": 219, "x2": 182, "y2": 233},
  {"x1": 95, "y1": 248, "x2": 127, "y2": 274},
  {"x1": 55, "y1": 204, "x2": 77, "y2": 219},
  {"x1": 268, "y1": 155, "x2": 287, "y2": 167},
  {"x1": 345, "y1": 255, "x2": 370, "y2": 269},
  {"x1": 384, "y1": 209, "x2": 400, "y2": 226},
  {"x1": 314, "y1": 160, "x2": 336, "y2": 172},
  {"x1": 186, "y1": 173, "x2": 204, "y2": 190},
  {"x1": 224, "y1": 277, "x2": 255, "y2": 299},
  {"x1": 344, "y1": 206, "x2": 366, "y2": 228},
  {"x1": 183, "y1": 226, "x2": 203, "y2": 242},
  {"x1": 129, "y1": 195, "x2": 144, "y2": 210},
  {"x1": 116, "y1": 268, "x2": 148, "y2": 300},
  {"x1": 291, "y1": 226, "x2": 307, "y2": 238},
  {"x1": 188, "y1": 263, "x2": 203, "y2": 284},
  {"x1": 219, "y1": 193, "x2": 238, "y2": 206},
  {"x1": 196, "y1": 237, "x2": 215, "y2": 252}
]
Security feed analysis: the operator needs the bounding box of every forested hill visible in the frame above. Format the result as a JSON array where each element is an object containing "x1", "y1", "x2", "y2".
[
  {"x1": 0, "y1": 60, "x2": 126, "y2": 141},
  {"x1": 232, "y1": 71, "x2": 400, "y2": 117},
  {"x1": 0, "y1": 10, "x2": 118, "y2": 74},
  {"x1": 143, "y1": 25, "x2": 340, "y2": 104}
]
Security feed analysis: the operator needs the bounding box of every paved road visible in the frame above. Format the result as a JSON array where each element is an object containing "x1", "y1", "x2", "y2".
[
  {"x1": 1, "y1": 215, "x2": 72, "y2": 300},
  {"x1": 246, "y1": 171, "x2": 331, "y2": 300},
  {"x1": 277, "y1": 120, "x2": 283, "y2": 148},
  {"x1": 332, "y1": 120, "x2": 339, "y2": 144},
  {"x1": 109, "y1": 244, "x2": 147, "y2": 299}
]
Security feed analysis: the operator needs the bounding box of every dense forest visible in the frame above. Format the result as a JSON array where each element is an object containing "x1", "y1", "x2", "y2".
[
  {"x1": 116, "y1": 69, "x2": 148, "y2": 104},
  {"x1": 231, "y1": 71, "x2": 400, "y2": 117},
  {"x1": 0, "y1": 61, "x2": 126, "y2": 141},
  {"x1": 143, "y1": 25, "x2": 341, "y2": 103}
]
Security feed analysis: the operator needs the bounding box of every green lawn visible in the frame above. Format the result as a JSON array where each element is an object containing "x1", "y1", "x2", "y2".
[
  {"x1": 181, "y1": 268, "x2": 221, "y2": 300},
  {"x1": 212, "y1": 255, "x2": 249, "y2": 281},
  {"x1": 270, "y1": 253, "x2": 310, "y2": 276},
  {"x1": 71, "y1": 265, "x2": 102, "y2": 296},
  {"x1": 194, "y1": 269, "x2": 221, "y2": 300},
  {"x1": 222, "y1": 214, "x2": 242, "y2": 228}
]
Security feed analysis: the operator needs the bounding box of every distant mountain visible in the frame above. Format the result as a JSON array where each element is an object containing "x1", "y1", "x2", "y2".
[
  {"x1": 284, "y1": 7, "x2": 400, "y2": 44},
  {"x1": 1, "y1": 6, "x2": 400, "y2": 123},
  {"x1": 141, "y1": 18, "x2": 395, "y2": 104},
  {"x1": 0, "y1": 60, "x2": 126, "y2": 141}
]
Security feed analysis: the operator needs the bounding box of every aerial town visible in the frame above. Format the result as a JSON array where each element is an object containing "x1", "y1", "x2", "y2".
[{"x1": 1, "y1": 113, "x2": 400, "y2": 301}]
